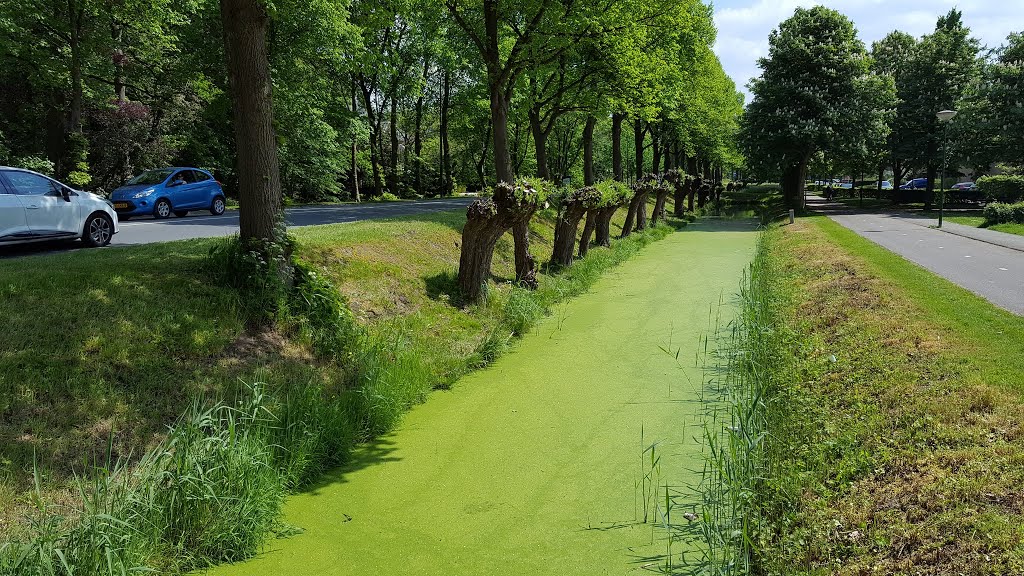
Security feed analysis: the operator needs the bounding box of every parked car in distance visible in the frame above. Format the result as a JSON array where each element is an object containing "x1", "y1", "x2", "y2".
[
  {"x1": 0, "y1": 167, "x2": 118, "y2": 247},
  {"x1": 950, "y1": 181, "x2": 977, "y2": 191},
  {"x1": 900, "y1": 178, "x2": 929, "y2": 190},
  {"x1": 110, "y1": 167, "x2": 226, "y2": 220}
]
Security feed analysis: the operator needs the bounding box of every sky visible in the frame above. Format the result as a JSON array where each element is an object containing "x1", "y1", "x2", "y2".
[{"x1": 712, "y1": 0, "x2": 1024, "y2": 101}]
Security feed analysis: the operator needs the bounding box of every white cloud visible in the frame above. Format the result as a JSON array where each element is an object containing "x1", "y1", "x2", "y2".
[{"x1": 713, "y1": 0, "x2": 1024, "y2": 99}]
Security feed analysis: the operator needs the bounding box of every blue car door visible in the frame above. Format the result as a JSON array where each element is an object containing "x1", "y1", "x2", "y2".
[{"x1": 190, "y1": 170, "x2": 217, "y2": 208}]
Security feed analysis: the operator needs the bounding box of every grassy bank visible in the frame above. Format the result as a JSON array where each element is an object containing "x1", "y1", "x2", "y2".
[
  {"x1": 708, "y1": 216, "x2": 1024, "y2": 574},
  {"x1": 0, "y1": 207, "x2": 676, "y2": 573}
]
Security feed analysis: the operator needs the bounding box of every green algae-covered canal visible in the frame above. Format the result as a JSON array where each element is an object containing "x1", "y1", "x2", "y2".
[{"x1": 208, "y1": 221, "x2": 758, "y2": 575}]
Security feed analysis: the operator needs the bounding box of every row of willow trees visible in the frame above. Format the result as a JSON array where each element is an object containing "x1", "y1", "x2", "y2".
[
  {"x1": 0, "y1": 0, "x2": 742, "y2": 204},
  {"x1": 458, "y1": 171, "x2": 720, "y2": 301}
]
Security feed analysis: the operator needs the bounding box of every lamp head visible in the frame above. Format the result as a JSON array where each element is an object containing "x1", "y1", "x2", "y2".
[{"x1": 936, "y1": 109, "x2": 958, "y2": 123}]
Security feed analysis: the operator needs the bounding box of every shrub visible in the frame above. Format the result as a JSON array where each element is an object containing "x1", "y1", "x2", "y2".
[
  {"x1": 977, "y1": 175, "x2": 1024, "y2": 204},
  {"x1": 982, "y1": 201, "x2": 1024, "y2": 225},
  {"x1": 379, "y1": 192, "x2": 400, "y2": 202},
  {"x1": 13, "y1": 155, "x2": 55, "y2": 176}
]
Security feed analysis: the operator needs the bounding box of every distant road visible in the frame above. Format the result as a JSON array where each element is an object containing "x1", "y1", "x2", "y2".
[{"x1": 113, "y1": 198, "x2": 473, "y2": 245}]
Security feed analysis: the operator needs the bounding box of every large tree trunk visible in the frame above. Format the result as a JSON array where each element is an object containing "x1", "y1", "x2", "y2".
[
  {"x1": 583, "y1": 115, "x2": 596, "y2": 186},
  {"x1": 634, "y1": 118, "x2": 645, "y2": 180},
  {"x1": 512, "y1": 217, "x2": 538, "y2": 288},
  {"x1": 458, "y1": 195, "x2": 517, "y2": 302},
  {"x1": 221, "y1": 0, "x2": 283, "y2": 244},
  {"x1": 652, "y1": 184, "x2": 670, "y2": 225},
  {"x1": 388, "y1": 94, "x2": 400, "y2": 194},
  {"x1": 781, "y1": 159, "x2": 808, "y2": 209},
  {"x1": 414, "y1": 56, "x2": 428, "y2": 195},
  {"x1": 651, "y1": 129, "x2": 661, "y2": 176},
  {"x1": 529, "y1": 107, "x2": 549, "y2": 180},
  {"x1": 350, "y1": 74, "x2": 360, "y2": 202},
  {"x1": 550, "y1": 200, "x2": 588, "y2": 268},
  {"x1": 595, "y1": 205, "x2": 619, "y2": 247},
  {"x1": 876, "y1": 163, "x2": 884, "y2": 200},
  {"x1": 612, "y1": 113, "x2": 624, "y2": 181},
  {"x1": 489, "y1": 84, "x2": 513, "y2": 184},
  {"x1": 621, "y1": 183, "x2": 650, "y2": 238},
  {"x1": 673, "y1": 172, "x2": 685, "y2": 217},
  {"x1": 440, "y1": 68, "x2": 452, "y2": 194},
  {"x1": 359, "y1": 80, "x2": 382, "y2": 197}
]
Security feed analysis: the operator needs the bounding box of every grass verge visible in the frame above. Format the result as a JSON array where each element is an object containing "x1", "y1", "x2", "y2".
[
  {"x1": 0, "y1": 207, "x2": 677, "y2": 573},
  {"x1": 705, "y1": 215, "x2": 1024, "y2": 574}
]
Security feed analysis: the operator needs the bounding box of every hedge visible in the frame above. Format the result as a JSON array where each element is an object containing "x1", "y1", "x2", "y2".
[
  {"x1": 977, "y1": 175, "x2": 1024, "y2": 204},
  {"x1": 982, "y1": 201, "x2": 1024, "y2": 225}
]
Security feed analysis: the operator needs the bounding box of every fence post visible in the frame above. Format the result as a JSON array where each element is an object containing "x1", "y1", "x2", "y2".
[{"x1": 789, "y1": 209, "x2": 795, "y2": 224}]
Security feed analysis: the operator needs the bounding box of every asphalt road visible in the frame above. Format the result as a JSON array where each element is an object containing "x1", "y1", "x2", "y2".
[
  {"x1": 113, "y1": 197, "x2": 473, "y2": 245},
  {"x1": 826, "y1": 208, "x2": 1024, "y2": 315}
]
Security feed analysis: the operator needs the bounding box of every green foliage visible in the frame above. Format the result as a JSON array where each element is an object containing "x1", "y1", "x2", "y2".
[
  {"x1": 982, "y1": 201, "x2": 1024, "y2": 225},
  {"x1": 206, "y1": 231, "x2": 294, "y2": 326},
  {"x1": 740, "y1": 6, "x2": 894, "y2": 203},
  {"x1": 977, "y1": 175, "x2": 1024, "y2": 204},
  {"x1": 594, "y1": 179, "x2": 632, "y2": 207},
  {"x1": 11, "y1": 156, "x2": 55, "y2": 176},
  {"x1": 378, "y1": 192, "x2": 400, "y2": 202}
]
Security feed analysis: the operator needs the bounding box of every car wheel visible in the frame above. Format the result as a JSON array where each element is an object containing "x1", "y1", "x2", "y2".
[
  {"x1": 82, "y1": 213, "x2": 113, "y2": 248},
  {"x1": 174, "y1": 210, "x2": 189, "y2": 218},
  {"x1": 154, "y1": 199, "x2": 172, "y2": 219},
  {"x1": 210, "y1": 196, "x2": 226, "y2": 216}
]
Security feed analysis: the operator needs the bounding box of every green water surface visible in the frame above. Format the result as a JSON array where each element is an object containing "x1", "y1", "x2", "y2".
[{"x1": 208, "y1": 220, "x2": 758, "y2": 576}]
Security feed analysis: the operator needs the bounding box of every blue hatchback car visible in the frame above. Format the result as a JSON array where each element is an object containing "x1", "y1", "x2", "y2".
[{"x1": 111, "y1": 167, "x2": 226, "y2": 220}]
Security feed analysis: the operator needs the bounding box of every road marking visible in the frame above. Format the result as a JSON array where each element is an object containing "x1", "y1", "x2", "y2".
[
  {"x1": 1000, "y1": 267, "x2": 1009, "y2": 271},
  {"x1": 965, "y1": 255, "x2": 972, "y2": 258}
]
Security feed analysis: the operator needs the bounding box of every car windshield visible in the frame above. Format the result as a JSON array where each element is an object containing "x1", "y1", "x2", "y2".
[{"x1": 126, "y1": 169, "x2": 175, "y2": 186}]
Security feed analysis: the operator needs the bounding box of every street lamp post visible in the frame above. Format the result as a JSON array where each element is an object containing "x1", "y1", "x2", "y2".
[{"x1": 936, "y1": 109, "x2": 958, "y2": 228}]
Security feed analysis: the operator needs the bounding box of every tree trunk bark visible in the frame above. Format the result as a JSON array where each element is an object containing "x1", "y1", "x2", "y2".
[
  {"x1": 876, "y1": 163, "x2": 884, "y2": 200},
  {"x1": 529, "y1": 107, "x2": 549, "y2": 180},
  {"x1": 458, "y1": 195, "x2": 517, "y2": 302},
  {"x1": 651, "y1": 129, "x2": 661, "y2": 176},
  {"x1": 583, "y1": 115, "x2": 596, "y2": 186},
  {"x1": 440, "y1": 68, "x2": 452, "y2": 194},
  {"x1": 388, "y1": 95, "x2": 399, "y2": 195},
  {"x1": 621, "y1": 184, "x2": 649, "y2": 238},
  {"x1": 780, "y1": 159, "x2": 808, "y2": 209},
  {"x1": 489, "y1": 83, "x2": 513, "y2": 184},
  {"x1": 595, "y1": 205, "x2": 619, "y2": 247},
  {"x1": 476, "y1": 123, "x2": 491, "y2": 191},
  {"x1": 652, "y1": 185, "x2": 670, "y2": 225},
  {"x1": 634, "y1": 118, "x2": 645, "y2": 180},
  {"x1": 414, "y1": 56, "x2": 428, "y2": 195},
  {"x1": 512, "y1": 217, "x2": 538, "y2": 288},
  {"x1": 578, "y1": 209, "x2": 597, "y2": 258},
  {"x1": 359, "y1": 80, "x2": 382, "y2": 197},
  {"x1": 350, "y1": 75, "x2": 360, "y2": 202},
  {"x1": 673, "y1": 175, "x2": 685, "y2": 217},
  {"x1": 612, "y1": 113, "x2": 623, "y2": 181},
  {"x1": 550, "y1": 201, "x2": 588, "y2": 268},
  {"x1": 220, "y1": 0, "x2": 283, "y2": 244}
]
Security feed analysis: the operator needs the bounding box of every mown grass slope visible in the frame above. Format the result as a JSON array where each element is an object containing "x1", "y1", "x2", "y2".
[
  {"x1": 0, "y1": 207, "x2": 648, "y2": 540},
  {"x1": 738, "y1": 216, "x2": 1024, "y2": 574}
]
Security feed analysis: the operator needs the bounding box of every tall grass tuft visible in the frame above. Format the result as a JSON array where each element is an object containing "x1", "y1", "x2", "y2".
[{"x1": 694, "y1": 227, "x2": 791, "y2": 574}]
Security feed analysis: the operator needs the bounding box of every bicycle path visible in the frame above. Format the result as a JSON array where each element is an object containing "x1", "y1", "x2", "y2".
[{"x1": 209, "y1": 220, "x2": 758, "y2": 576}]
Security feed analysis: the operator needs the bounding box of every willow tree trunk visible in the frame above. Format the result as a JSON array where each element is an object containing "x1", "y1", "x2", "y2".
[
  {"x1": 458, "y1": 197, "x2": 518, "y2": 302},
  {"x1": 612, "y1": 113, "x2": 623, "y2": 181},
  {"x1": 621, "y1": 187, "x2": 649, "y2": 238},
  {"x1": 595, "y1": 205, "x2": 619, "y2": 247},
  {"x1": 578, "y1": 210, "x2": 597, "y2": 258},
  {"x1": 220, "y1": 0, "x2": 283, "y2": 244},
  {"x1": 550, "y1": 201, "x2": 588, "y2": 268},
  {"x1": 512, "y1": 217, "x2": 538, "y2": 288},
  {"x1": 651, "y1": 187, "x2": 670, "y2": 225},
  {"x1": 673, "y1": 177, "x2": 685, "y2": 217}
]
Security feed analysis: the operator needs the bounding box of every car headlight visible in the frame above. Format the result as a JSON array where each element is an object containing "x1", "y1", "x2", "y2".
[{"x1": 132, "y1": 188, "x2": 155, "y2": 199}]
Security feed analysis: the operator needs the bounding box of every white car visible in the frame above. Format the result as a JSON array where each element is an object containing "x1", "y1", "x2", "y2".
[{"x1": 0, "y1": 167, "x2": 119, "y2": 247}]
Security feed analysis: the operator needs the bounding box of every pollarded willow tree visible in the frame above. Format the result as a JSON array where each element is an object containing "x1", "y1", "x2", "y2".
[{"x1": 740, "y1": 6, "x2": 894, "y2": 208}]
